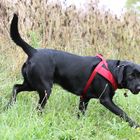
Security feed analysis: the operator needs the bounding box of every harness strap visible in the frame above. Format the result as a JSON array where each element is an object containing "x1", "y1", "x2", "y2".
[
  {"x1": 82, "y1": 61, "x2": 104, "y2": 97},
  {"x1": 97, "y1": 66, "x2": 117, "y2": 90},
  {"x1": 81, "y1": 54, "x2": 117, "y2": 99},
  {"x1": 96, "y1": 54, "x2": 108, "y2": 68}
]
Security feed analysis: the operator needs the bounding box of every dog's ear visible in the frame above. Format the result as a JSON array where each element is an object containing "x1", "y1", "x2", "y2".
[{"x1": 116, "y1": 65, "x2": 126, "y2": 85}]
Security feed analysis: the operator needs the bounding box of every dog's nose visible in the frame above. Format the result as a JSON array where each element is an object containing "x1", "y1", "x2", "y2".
[{"x1": 136, "y1": 86, "x2": 140, "y2": 91}]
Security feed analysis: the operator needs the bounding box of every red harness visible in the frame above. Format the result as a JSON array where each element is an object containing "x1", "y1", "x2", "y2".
[{"x1": 81, "y1": 54, "x2": 118, "y2": 98}]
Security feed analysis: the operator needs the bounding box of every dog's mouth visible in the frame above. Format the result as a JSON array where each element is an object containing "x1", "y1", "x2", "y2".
[
  {"x1": 132, "y1": 91, "x2": 139, "y2": 95},
  {"x1": 130, "y1": 85, "x2": 140, "y2": 95},
  {"x1": 131, "y1": 89, "x2": 140, "y2": 95}
]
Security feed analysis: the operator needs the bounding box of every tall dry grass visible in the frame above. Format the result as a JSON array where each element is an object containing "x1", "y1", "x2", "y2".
[{"x1": 0, "y1": 0, "x2": 140, "y2": 76}]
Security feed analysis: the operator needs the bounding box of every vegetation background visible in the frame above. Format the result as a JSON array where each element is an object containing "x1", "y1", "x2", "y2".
[{"x1": 0, "y1": 0, "x2": 140, "y2": 139}]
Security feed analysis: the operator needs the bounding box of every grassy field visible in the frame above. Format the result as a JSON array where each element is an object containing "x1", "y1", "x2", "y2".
[
  {"x1": 0, "y1": 59, "x2": 140, "y2": 140},
  {"x1": 1, "y1": 63, "x2": 140, "y2": 140},
  {"x1": 0, "y1": 1, "x2": 140, "y2": 140},
  {"x1": 0, "y1": 39, "x2": 140, "y2": 140}
]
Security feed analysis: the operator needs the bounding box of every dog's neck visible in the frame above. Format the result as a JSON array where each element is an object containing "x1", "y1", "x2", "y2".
[{"x1": 108, "y1": 60, "x2": 124, "y2": 89}]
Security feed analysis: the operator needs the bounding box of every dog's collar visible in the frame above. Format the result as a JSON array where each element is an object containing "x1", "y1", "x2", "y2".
[{"x1": 81, "y1": 54, "x2": 118, "y2": 98}]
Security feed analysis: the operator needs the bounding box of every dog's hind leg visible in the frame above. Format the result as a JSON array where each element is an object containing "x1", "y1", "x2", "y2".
[
  {"x1": 36, "y1": 83, "x2": 52, "y2": 111},
  {"x1": 6, "y1": 80, "x2": 33, "y2": 108},
  {"x1": 77, "y1": 97, "x2": 90, "y2": 118}
]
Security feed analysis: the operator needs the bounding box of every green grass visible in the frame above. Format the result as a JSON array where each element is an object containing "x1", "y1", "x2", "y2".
[
  {"x1": 0, "y1": 38, "x2": 140, "y2": 140},
  {"x1": 0, "y1": 12, "x2": 140, "y2": 138},
  {"x1": 0, "y1": 40, "x2": 140, "y2": 140},
  {"x1": 0, "y1": 66, "x2": 140, "y2": 140}
]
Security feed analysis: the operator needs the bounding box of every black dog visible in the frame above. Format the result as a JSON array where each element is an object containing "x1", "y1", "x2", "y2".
[{"x1": 8, "y1": 14, "x2": 140, "y2": 128}]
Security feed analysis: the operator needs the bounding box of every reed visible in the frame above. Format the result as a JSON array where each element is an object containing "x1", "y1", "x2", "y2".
[{"x1": 0, "y1": 0, "x2": 140, "y2": 76}]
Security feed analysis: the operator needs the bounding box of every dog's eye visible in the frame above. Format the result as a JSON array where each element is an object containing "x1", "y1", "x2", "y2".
[
  {"x1": 128, "y1": 74, "x2": 134, "y2": 79},
  {"x1": 129, "y1": 73, "x2": 139, "y2": 79},
  {"x1": 131, "y1": 73, "x2": 138, "y2": 78}
]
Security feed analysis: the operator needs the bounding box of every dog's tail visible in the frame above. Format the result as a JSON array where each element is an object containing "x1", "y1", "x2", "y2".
[{"x1": 10, "y1": 13, "x2": 37, "y2": 57}]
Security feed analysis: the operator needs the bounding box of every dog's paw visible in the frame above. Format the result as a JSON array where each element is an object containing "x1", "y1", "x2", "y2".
[
  {"x1": 77, "y1": 112, "x2": 80, "y2": 119},
  {"x1": 3, "y1": 100, "x2": 15, "y2": 111},
  {"x1": 133, "y1": 124, "x2": 140, "y2": 129},
  {"x1": 36, "y1": 105, "x2": 44, "y2": 115}
]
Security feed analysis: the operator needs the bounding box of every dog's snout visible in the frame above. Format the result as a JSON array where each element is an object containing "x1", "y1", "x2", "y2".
[
  {"x1": 137, "y1": 85, "x2": 140, "y2": 91},
  {"x1": 132, "y1": 85, "x2": 140, "y2": 94}
]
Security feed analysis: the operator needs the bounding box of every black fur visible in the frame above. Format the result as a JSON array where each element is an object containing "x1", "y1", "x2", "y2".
[{"x1": 7, "y1": 14, "x2": 140, "y2": 128}]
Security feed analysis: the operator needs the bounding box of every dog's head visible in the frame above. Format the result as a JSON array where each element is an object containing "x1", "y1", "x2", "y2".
[{"x1": 115, "y1": 61, "x2": 140, "y2": 94}]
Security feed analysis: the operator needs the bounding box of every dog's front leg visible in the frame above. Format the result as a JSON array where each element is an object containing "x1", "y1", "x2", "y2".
[
  {"x1": 77, "y1": 97, "x2": 90, "y2": 118},
  {"x1": 100, "y1": 97, "x2": 139, "y2": 128}
]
